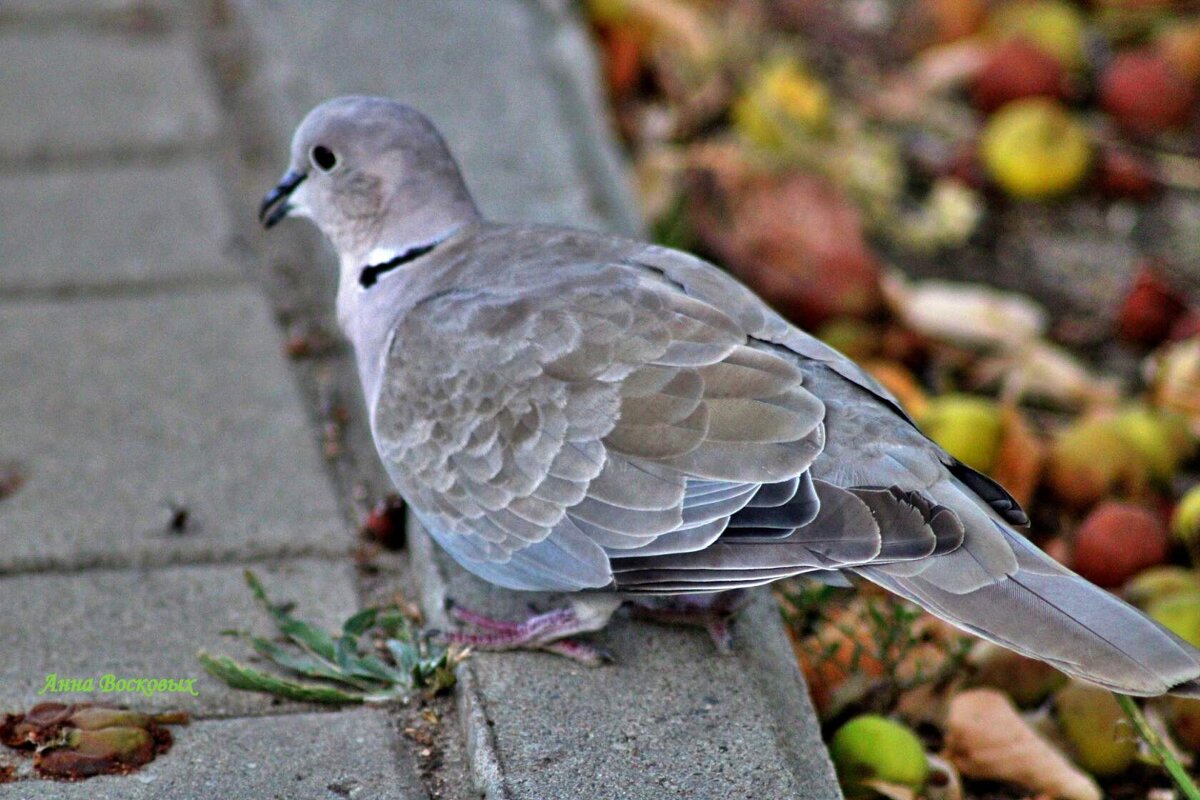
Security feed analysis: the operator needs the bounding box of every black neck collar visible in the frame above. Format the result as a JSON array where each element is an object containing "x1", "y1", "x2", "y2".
[{"x1": 359, "y1": 240, "x2": 440, "y2": 288}]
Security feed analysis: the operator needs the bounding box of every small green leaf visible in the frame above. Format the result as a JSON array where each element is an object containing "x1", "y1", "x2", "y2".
[
  {"x1": 198, "y1": 651, "x2": 365, "y2": 704},
  {"x1": 342, "y1": 608, "x2": 378, "y2": 637},
  {"x1": 429, "y1": 664, "x2": 458, "y2": 694},
  {"x1": 277, "y1": 615, "x2": 338, "y2": 662},
  {"x1": 334, "y1": 634, "x2": 357, "y2": 672},
  {"x1": 376, "y1": 608, "x2": 409, "y2": 635},
  {"x1": 387, "y1": 639, "x2": 419, "y2": 675},
  {"x1": 243, "y1": 569, "x2": 270, "y2": 604},
  {"x1": 244, "y1": 569, "x2": 338, "y2": 660},
  {"x1": 247, "y1": 635, "x2": 360, "y2": 685},
  {"x1": 204, "y1": 575, "x2": 459, "y2": 705},
  {"x1": 348, "y1": 652, "x2": 408, "y2": 684}
]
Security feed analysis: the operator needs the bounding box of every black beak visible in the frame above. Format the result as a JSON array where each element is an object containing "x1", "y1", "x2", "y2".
[{"x1": 258, "y1": 170, "x2": 307, "y2": 229}]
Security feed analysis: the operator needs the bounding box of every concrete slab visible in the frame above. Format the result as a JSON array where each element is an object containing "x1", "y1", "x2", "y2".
[
  {"x1": 0, "y1": 286, "x2": 348, "y2": 572},
  {"x1": 0, "y1": 0, "x2": 155, "y2": 20},
  {"x1": 414, "y1": 526, "x2": 840, "y2": 800},
  {"x1": 0, "y1": 708, "x2": 425, "y2": 799},
  {"x1": 0, "y1": 160, "x2": 237, "y2": 292},
  {"x1": 0, "y1": 559, "x2": 360, "y2": 717},
  {"x1": 0, "y1": 29, "x2": 220, "y2": 162}
]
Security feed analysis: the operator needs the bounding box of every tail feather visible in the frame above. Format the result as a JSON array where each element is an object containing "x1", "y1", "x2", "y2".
[
  {"x1": 1169, "y1": 679, "x2": 1200, "y2": 698},
  {"x1": 857, "y1": 516, "x2": 1200, "y2": 697}
]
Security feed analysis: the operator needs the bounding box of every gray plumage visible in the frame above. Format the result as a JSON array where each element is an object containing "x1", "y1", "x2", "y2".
[{"x1": 262, "y1": 95, "x2": 1200, "y2": 697}]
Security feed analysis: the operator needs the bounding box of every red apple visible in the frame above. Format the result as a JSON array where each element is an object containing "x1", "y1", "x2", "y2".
[
  {"x1": 688, "y1": 169, "x2": 883, "y2": 328},
  {"x1": 1073, "y1": 502, "x2": 1169, "y2": 588},
  {"x1": 1094, "y1": 146, "x2": 1159, "y2": 200},
  {"x1": 1116, "y1": 262, "x2": 1189, "y2": 347},
  {"x1": 971, "y1": 38, "x2": 1070, "y2": 113},
  {"x1": 1100, "y1": 49, "x2": 1195, "y2": 136},
  {"x1": 361, "y1": 494, "x2": 406, "y2": 550}
]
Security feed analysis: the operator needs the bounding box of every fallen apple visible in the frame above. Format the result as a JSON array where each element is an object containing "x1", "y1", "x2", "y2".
[
  {"x1": 1072, "y1": 502, "x2": 1169, "y2": 588},
  {"x1": 830, "y1": 714, "x2": 929, "y2": 792},
  {"x1": 971, "y1": 38, "x2": 1069, "y2": 113},
  {"x1": 920, "y1": 395, "x2": 1004, "y2": 473},
  {"x1": 1100, "y1": 49, "x2": 1196, "y2": 136},
  {"x1": 980, "y1": 98, "x2": 1091, "y2": 199},
  {"x1": 1055, "y1": 682, "x2": 1138, "y2": 777}
]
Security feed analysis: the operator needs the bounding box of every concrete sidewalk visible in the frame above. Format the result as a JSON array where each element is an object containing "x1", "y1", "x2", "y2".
[{"x1": 0, "y1": 1, "x2": 839, "y2": 798}]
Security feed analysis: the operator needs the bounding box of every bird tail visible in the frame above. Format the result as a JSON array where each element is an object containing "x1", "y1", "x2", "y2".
[{"x1": 855, "y1": 488, "x2": 1200, "y2": 697}]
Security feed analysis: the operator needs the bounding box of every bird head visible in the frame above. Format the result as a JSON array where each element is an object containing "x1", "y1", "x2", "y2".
[{"x1": 259, "y1": 96, "x2": 478, "y2": 266}]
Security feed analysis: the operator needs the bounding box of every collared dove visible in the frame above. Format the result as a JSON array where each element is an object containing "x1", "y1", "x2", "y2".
[{"x1": 261, "y1": 96, "x2": 1200, "y2": 695}]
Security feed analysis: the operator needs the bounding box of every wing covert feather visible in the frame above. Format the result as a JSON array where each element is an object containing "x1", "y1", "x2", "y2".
[{"x1": 374, "y1": 260, "x2": 826, "y2": 591}]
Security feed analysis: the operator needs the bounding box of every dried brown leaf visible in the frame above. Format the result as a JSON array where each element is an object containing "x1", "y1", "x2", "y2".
[
  {"x1": 990, "y1": 406, "x2": 1045, "y2": 510},
  {"x1": 1147, "y1": 338, "x2": 1200, "y2": 436},
  {"x1": 795, "y1": 611, "x2": 885, "y2": 716},
  {"x1": 0, "y1": 702, "x2": 183, "y2": 780},
  {"x1": 795, "y1": 596, "x2": 965, "y2": 717},
  {"x1": 0, "y1": 462, "x2": 25, "y2": 503},
  {"x1": 863, "y1": 361, "x2": 930, "y2": 419},
  {"x1": 882, "y1": 272, "x2": 1048, "y2": 350},
  {"x1": 925, "y1": 752, "x2": 964, "y2": 800},
  {"x1": 621, "y1": 0, "x2": 719, "y2": 64},
  {"x1": 861, "y1": 778, "x2": 919, "y2": 800},
  {"x1": 943, "y1": 689, "x2": 1101, "y2": 800}
]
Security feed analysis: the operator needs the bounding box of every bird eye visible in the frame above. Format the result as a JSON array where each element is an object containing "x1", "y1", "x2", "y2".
[{"x1": 310, "y1": 145, "x2": 337, "y2": 172}]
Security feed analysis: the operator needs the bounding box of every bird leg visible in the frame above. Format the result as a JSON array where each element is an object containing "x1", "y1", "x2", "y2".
[
  {"x1": 444, "y1": 594, "x2": 621, "y2": 666},
  {"x1": 627, "y1": 590, "x2": 751, "y2": 654},
  {"x1": 444, "y1": 591, "x2": 750, "y2": 663}
]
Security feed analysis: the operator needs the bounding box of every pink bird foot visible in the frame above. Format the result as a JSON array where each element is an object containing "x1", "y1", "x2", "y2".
[
  {"x1": 627, "y1": 590, "x2": 751, "y2": 654},
  {"x1": 444, "y1": 595, "x2": 621, "y2": 666}
]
